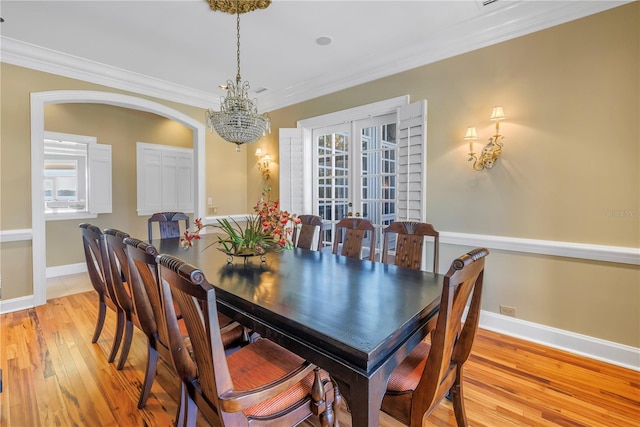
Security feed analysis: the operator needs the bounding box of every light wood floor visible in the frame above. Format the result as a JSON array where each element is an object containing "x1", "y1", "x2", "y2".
[{"x1": 1, "y1": 289, "x2": 638, "y2": 426}]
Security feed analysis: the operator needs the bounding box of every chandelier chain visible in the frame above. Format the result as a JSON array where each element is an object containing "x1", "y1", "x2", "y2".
[{"x1": 236, "y1": 3, "x2": 241, "y2": 84}]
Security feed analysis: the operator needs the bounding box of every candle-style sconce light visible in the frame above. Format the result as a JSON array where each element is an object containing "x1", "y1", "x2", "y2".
[
  {"x1": 255, "y1": 148, "x2": 271, "y2": 180},
  {"x1": 464, "y1": 106, "x2": 506, "y2": 171}
]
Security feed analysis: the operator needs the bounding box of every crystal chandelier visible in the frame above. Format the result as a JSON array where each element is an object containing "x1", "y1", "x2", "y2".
[{"x1": 205, "y1": 0, "x2": 271, "y2": 152}]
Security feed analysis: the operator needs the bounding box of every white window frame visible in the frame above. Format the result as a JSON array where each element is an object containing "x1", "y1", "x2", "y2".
[
  {"x1": 279, "y1": 95, "x2": 427, "y2": 251},
  {"x1": 44, "y1": 131, "x2": 112, "y2": 221}
]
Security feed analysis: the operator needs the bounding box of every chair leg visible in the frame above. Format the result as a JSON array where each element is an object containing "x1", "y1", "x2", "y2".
[
  {"x1": 117, "y1": 319, "x2": 134, "y2": 370},
  {"x1": 183, "y1": 386, "x2": 198, "y2": 427},
  {"x1": 332, "y1": 379, "x2": 342, "y2": 427},
  {"x1": 138, "y1": 343, "x2": 158, "y2": 409},
  {"x1": 91, "y1": 300, "x2": 107, "y2": 343},
  {"x1": 107, "y1": 309, "x2": 125, "y2": 363},
  {"x1": 451, "y1": 370, "x2": 468, "y2": 427},
  {"x1": 174, "y1": 383, "x2": 185, "y2": 427}
]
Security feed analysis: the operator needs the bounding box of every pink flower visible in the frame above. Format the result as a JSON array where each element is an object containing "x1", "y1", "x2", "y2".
[{"x1": 181, "y1": 187, "x2": 302, "y2": 253}]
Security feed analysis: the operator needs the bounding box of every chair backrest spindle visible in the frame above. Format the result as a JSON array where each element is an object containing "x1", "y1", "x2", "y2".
[
  {"x1": 332, "y1": 218, "x2": 376, "y2": 261},
  {"x1": 382, "y1": 221, "x2": 440, "y2": 273},
  {"x1": 293, "y1": 214, "x2": 324, "y2": 251},
  {"x1": 148, "y1": 211, "x2": 190, "y2": 242}
]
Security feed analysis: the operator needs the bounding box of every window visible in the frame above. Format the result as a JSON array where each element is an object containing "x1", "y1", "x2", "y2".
[
  {"x1": 44, "y1": 132, "x2": 112, "y2": 220},
  {"x1": 279, "y1": 96, "x2": 427, "y2": 254}
]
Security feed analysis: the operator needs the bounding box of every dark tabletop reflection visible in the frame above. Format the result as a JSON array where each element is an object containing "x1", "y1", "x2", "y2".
[{"x1": 157, "y1": 235, "x2": 442, "y2": 361}]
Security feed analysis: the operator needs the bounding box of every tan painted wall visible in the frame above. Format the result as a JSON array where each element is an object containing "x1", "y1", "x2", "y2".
[
  {"x1": 0, "y1": 64, "x2": 249, "y2": 300},
  {"x1": 262, "y1": 4, "x2": 640, "y2": 346}
]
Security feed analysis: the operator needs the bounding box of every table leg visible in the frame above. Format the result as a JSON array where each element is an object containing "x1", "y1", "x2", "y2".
[{"x1": 345, "y1": 374, "x2": 386, "y2": 427}]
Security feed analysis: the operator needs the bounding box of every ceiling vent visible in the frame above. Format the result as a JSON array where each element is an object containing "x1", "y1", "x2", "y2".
[{"x1": 474, "y1": 0, "x2": 504, "y2": 9}]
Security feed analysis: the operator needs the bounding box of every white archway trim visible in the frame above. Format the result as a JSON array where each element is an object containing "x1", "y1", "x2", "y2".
[{"x1": 31, "y1": 90, "x2": 206, "y2": 306}]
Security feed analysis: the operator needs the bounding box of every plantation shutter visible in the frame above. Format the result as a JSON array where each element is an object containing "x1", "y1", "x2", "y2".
[
  {"x1": 279, "y1": 128, "x2": 305, "y2": 214},
  {"x1": 397, "y1": 100, "x2": 427, "y2": 222},
  {"x1": 89, "y1": 143, "x2": 112, "y2": 214}
]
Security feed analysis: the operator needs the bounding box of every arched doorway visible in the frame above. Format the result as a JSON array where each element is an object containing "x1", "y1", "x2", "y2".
[{"x1": 30, "y1": 90, "x2": 206, "y2": 306}]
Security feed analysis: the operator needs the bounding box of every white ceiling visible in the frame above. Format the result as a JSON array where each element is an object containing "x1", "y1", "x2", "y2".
[{"x1": 0, "y1": 1, "x2": 630, "y2": 112}]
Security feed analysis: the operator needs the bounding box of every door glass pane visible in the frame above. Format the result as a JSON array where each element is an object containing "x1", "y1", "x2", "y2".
[
  {"x1": 359, "y1": 120, "x2": 397, "y2": 255},
  {"x1": 315, "y1": 129, "x2": 350, "y2": 249},
  {"x1": 313, "y1": 115, "x2": 397, "y2": 254}
]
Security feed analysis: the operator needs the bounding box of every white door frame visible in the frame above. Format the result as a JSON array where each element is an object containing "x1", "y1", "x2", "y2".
[{"x1": 30, "y1": 90, "x2": 206, "y2": 306}]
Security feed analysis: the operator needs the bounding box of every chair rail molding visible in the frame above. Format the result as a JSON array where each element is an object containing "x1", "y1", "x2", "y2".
[
  {"x1": 441, "y1": 231, "x2": 640, "y2": 265},
  {"x1": 0, "y1": 229, "x2": 33, "y2": 243}
]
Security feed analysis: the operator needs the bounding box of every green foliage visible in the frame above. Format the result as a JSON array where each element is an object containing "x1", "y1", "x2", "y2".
[{"x1": 216, "y1": 216, "x2": 277, "y2": 255}]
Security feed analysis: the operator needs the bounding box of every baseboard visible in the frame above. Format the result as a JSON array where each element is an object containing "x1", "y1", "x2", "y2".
[
  {"x1": 0, "y1": 295, "x2": 35, "y2": 315},
  {"x1": 46, "y1": 263, "x2": 87, "y2": 278},
  {"x1": 479, "y1": 310, "x2": 640, "y2": 371}
]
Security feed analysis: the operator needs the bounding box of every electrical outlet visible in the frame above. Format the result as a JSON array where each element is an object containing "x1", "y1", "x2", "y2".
[
  {"x1": 499, "y1": 305, "x2": 516, "y2": 317},
  {"x1": 207, "y1": 197, "x2": 213, "y2": 206}
]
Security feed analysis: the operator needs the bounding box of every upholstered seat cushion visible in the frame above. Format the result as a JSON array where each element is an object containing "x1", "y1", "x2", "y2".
[
  {"x1": 226, "y1": 338, "x2": 331, "y2": 417},
  {"x1": 386, "y1": 340, "x2": 430, "y2": 393}
]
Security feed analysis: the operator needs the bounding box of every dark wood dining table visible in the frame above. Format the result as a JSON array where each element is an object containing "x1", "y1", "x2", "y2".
[{"x1": 157, "y1": 234, "x2": 443, "y2": 426}]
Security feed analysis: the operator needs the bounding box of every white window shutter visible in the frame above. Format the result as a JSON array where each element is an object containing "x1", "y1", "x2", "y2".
[
  {"x1": 397, "y1": 100, "x2": 427, "y2": 222},
  {"x1": 89, "y1": 143, "x2": 112, "y2": 214},
  {"x1": 136, "y1": 142, "x2": 194, "y2": 215},
  {"x1": 279, "y1": 128, "x2": 304, "y2": 214},
  {"x1": 137, "y1": 145, "x2": 162, "y2": 214},
  {"x1": 176, "y1": 152, "x2": 194, "y2": 211},
  {"x1": 161, "y1": 151, "x2": 178, "y2": 210}
]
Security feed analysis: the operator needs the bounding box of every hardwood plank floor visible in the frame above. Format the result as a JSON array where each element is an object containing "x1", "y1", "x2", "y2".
[{"x1": 1, "y1": 289, "x2": 638, "y2": 426}]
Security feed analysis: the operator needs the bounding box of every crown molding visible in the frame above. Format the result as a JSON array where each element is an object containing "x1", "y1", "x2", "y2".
[
  {"x1": 0, "y1": 37, "x2": 220, "y2": 110},
  {"x1": 258, "y1": 1, "x2": 631, "y2": 111},
  {"x1": 0, "y1": 1, "x2": 630, "y2": 112}
]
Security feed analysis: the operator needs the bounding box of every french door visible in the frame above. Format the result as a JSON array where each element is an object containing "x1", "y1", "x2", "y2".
[{"x1": 313, "y1": 113, "x2": 397, "y2": 256}]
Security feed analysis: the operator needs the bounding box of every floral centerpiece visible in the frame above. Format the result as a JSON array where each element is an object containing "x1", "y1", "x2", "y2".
[{"x1": 180, "y1": 187, "x2": 301, "y2": 257}]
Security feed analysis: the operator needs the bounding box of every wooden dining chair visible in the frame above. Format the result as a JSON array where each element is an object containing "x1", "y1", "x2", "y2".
[
  {"x1": 148, "y1": 211, "x2": 190, "y2": 242},
  {"x1": 156, "y1": 254, "x2": 342, "y2": 427},
  {"x1": 102, "y1": 228, "x2": 135, "y2": 371},
  {"x1": 381, "y1": 247, "x2": 489, "y2": 427},
  {"x1": 293, "y1": 214, "x2": 324, "y2": 251},
  {"x1": 124, "y1": 237, "x2": 246, "y2": 409},
  {"x1": 79, "y1": 223, "x2": 124, "y2": 364},
  {"x1": 332, "y1": 217, "x2": 376, "y2": 261},
  {"x1": 381, "y1": 221, "x2": 440, "y2": 273}
]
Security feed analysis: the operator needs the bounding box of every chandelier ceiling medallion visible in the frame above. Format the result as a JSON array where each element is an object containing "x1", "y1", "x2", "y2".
[{"x1": 205, "y1": 0, "x2": 271, "y2": 152}]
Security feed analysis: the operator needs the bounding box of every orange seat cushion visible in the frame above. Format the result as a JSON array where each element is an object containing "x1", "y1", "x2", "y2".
[
  {"x1": 386, "y1": 340, "x2": 430, "y2": 393},
  {"x1": 226, "y1": 338, "x2": 331, "y2": 417}
]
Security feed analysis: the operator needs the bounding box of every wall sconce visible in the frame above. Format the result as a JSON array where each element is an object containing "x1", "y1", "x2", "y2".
[
  {"x1": 255, "y1": 148, "x2": 271, "y2": 180},
  {"x1": 464, "y1": 106, "x2": 506, "y2": 171}
]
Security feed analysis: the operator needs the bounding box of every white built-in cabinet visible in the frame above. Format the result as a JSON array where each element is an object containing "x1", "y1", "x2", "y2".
[{"x1": 136, "y1": 142, "x2": 194, "y2": 216}]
